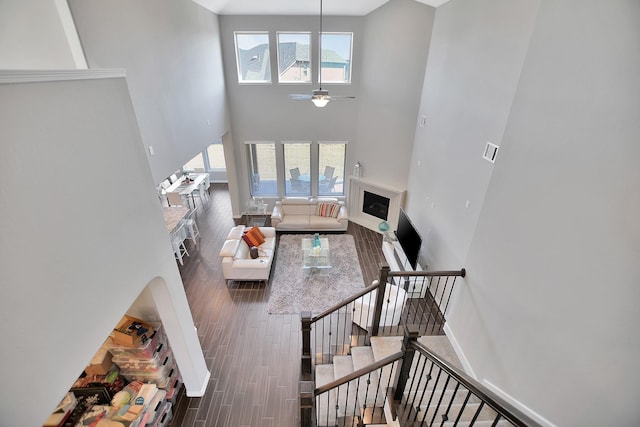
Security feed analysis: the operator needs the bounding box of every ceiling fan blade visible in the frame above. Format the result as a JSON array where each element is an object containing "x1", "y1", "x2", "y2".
[
  {"x1": 289, "y1": 94, "x2": 313, "y2": 101},
  {"x1": 327, "y1": 95, "x2": 356, "y2": 100}
]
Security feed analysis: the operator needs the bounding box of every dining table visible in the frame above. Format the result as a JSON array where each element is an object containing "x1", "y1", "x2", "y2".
[{"x1": 165, "y1": 173, "x2": 207, "y2": 208}]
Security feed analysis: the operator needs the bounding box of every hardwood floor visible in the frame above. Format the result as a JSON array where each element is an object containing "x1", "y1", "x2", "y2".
[{"x1": 169, "y1": 184, "x2": 385, "y2": 427}]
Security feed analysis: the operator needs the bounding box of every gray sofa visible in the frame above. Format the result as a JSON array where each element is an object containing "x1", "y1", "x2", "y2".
[{"x1": 270, "y1": 197, "x2": 348, "y2": 232}]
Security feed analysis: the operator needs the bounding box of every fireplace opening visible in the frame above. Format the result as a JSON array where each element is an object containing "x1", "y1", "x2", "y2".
[{"x1": 363, "y1": 191, "x2": 390, "y2": 221}]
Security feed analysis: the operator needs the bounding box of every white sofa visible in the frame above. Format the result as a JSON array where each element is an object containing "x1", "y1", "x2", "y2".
[
  {"x1": 270, "y1": 197, "x2": 348, "y2": 232},
  {"x1": 218, "y1": 225, "x2": 276, "y2": 284},
  {"x1": 353, "y1": 281, "x2": 407, "y2": 329}
]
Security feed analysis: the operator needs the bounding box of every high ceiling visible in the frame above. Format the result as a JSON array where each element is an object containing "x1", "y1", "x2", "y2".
[{"x1": 193, "y1": 0, "x2": 451, "y2": 16}]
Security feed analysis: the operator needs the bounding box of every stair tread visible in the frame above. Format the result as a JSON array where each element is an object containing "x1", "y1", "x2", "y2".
[
  {"x1": 417, "y1": 335, "x2": 463, "y2": 370},
  {"x1": 370, "y1": 336, "x2": 403, "y2": 361},
  {"x1": 333, "y1": 355, "x2": 354, "y2": 379},
  {"x1": 316, "y1": 364, "x2": 335, "y2": 387},
  {"x1": 351, "y1": 346, "x2": 375, "y2": 370}
]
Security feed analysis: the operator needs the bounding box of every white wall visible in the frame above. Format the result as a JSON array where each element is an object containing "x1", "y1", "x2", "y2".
[
  {"x1": 218, "y1": 6, "x2": 435, "y2": 212},
  {"x1": 0, "y1": 0, "x2": 78, "y2": 69},
  {"x1": 407, "y1": 0, "x2": 539, "y2": 267},
  {"x1": 409, "y1": 0, "x2": 640, "y2": 425},
  {"x1": 218, "y1": 14, "x2": 363, "y2": 209},
  {"x1": 0, "y1": 73, "x2": 208, "y2": 426},
  {"x1": 355, "y1": 0, "x2": 434, "y2": 190},
  {"x1": 68, "y1": 0, "x2": 229, "y2": 185}
]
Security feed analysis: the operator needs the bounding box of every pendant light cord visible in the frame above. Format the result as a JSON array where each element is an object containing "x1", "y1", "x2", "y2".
[{"x1": 319, "y1": 0, "x2": 323, "y2": 90}]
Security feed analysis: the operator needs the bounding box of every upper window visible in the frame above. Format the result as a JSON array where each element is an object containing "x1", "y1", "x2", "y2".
[
  {"x1": 319, "y1": 33, "x2": 353, "y2": 84},
  {"x1": 206, "y1": 142, "x2": 226, "y2": 170},
  {"x1": 183, "y1": 152, "x2": 205, "y2": 172},
  {"x1": 277, "y1": 32, "x2": 311, "y2": 83},
  {"x1": 234, "y1": 32, "x2": 271, "y2": 83}
]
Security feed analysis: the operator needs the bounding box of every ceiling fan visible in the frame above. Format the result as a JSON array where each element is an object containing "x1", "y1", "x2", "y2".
[{"x1": 289, "y1": 0, "x2": 355, "y2": 107}]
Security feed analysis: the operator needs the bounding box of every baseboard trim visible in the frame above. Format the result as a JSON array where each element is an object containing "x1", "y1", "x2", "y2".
[
  {"x1": 185, "y1": 369, "x2": 211, "y2": 397},
  {"x1": 443, "y1": 324, "x2": 477, "y2": 379},
  {"x1": 482, "y1": 380, "x2": 556, "y2": 427}
]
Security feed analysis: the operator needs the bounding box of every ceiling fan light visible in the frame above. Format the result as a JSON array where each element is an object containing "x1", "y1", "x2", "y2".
[{"x1": 312, "y1": 98, "x2": 329, "y2": 107}]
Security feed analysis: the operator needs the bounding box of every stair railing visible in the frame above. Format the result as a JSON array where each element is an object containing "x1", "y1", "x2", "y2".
[
  {"x1": 301, "y1": 350, "x2": 403, "y2": 427},
  {"x1": 376, "y1": 265, "x2": 466, "y2": 337},
  {"x1": 301, "y1": 264, "x2": 466, "y2": 378},
  {"x1": 393, "y1": 326, "x2": 542, "y2": 427}
]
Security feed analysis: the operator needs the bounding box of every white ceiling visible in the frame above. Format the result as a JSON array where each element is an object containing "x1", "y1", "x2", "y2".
[{"x1": 193, "y1": 0, "x2": 450, "y2": 16}]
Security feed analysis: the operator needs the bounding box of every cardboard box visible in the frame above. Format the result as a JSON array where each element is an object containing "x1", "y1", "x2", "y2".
[
  {"x1": 111, "y1": 315, "x2": 153, "y2": 346},
  {"x1": 85, "y1": 346, "x2": 113, "y2": 375}
]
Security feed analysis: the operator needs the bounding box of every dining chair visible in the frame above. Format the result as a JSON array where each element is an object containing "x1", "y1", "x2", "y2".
[
  {"x1": 171, "y1": 223, "x2": 189, "y2": 265},
  {"x1": 323, "y1": 166, "x2": 335, "y2": 180},
  {"x1": 320, "y1": 175, "x2": 338, "y2": 193},
  {"x1": 183, "y1": 209, "x2": 201, "y2": 246},
  {"x1": 169, "y1": 173, "x2": 179, "y2": 183},
  {"x1": 290, "y1": 167, "x2": 301, "y2": 179},
  {"x1": 160, "y1": 179, "x2": 172, "y2": 190}
]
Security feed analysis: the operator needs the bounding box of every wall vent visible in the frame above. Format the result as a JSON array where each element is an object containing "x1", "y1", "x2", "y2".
[{"x1": 483, "y1": 142, "x2": 499, "y2": 163}]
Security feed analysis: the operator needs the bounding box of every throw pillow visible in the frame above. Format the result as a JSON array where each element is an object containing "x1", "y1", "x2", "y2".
[
  {"x1": 241, "y1": 233, "x2": 258, "y2": 248},
  {"x1": 249, "y1": 225, "x2": 265, "y2": 239},
  {"x1": 247, "y1": 226, "x2": 265, "y2": 245},
  {"x1": 249, "y1": 246, "x2": 259, "y2": 259},
  {"x1": 316, "y1": 202, "x2": 340, "y2": 218}
]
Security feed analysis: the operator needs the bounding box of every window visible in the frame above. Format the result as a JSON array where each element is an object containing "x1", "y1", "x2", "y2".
[
  {"x1": 234, "y1": 32, "x2": 271, "y2": 83},
  {"x1": 248, "y1": 142, "x2": 277, "y2": 196},
  {"x1": 183, "y1": 152, "x2": 205, "y2": 172},
  {"x1": 277, "y1": 32, "x2": 311, "y2": 83},
  {"x1": 318, "y1": 142, "x2": 346, "y2": 196},
  {"x1": 320, "y1": 33, "x2": 353, "y2": 84},
  {"x1": 206, "y1": 143, "x2": 226, "y2": 170},
  {"x1": 284, "y1": 142, "x2": 311, "y2": 196}
]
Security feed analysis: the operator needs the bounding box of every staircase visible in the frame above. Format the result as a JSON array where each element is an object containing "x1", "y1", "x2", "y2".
[
  {"x1": 315, "y1": 336, "x2": 403, "y2": 426},
  {"x1": 314, "y1": 335, "x2": 519, "y2": 427}
]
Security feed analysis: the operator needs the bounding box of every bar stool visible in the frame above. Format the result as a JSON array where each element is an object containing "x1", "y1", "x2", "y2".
[
  {"x1": 183, "y1": 209, "x2": 201, "y2": 246},
  {"x1": 171, "y1": 223, "x2": 189, "y2": 265}
]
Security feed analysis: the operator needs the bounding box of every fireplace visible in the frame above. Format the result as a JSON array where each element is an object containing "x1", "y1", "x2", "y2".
[
  {"x1": 348, "y1": 177, "x2": 406, "y2": 233},
  {"x1": 363, "y1": 191, "x2": 390, "y2": 221}
]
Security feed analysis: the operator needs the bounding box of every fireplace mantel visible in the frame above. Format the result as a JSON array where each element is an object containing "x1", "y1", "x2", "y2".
[{"x1": 348, "y1": 177, "x2": 406, "y2": 233}]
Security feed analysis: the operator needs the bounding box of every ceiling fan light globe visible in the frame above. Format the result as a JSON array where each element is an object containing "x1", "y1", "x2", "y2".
[{"x1": 312, "y1": 98, "x2": 330, "y2": 107}]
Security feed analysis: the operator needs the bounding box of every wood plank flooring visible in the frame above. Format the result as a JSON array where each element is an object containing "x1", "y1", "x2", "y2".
[{"x1": 169, "y1": 184, "x2": 385, "y2": 427}]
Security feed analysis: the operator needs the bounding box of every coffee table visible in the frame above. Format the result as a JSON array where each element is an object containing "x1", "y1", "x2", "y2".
[{"x1": 301, "y1": 237, "x2": 331, "y2": 270}]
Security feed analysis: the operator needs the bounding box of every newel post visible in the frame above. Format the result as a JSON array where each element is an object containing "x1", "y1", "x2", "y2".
[
  {"x1": 301, "y1": 311, "x2": 312, "y2": 379},
  {"x1": 394, "y1": 324, "x2": 420, "y2": 402},
  {"x1": 371, "y1": 264, "x2": 390, "y2": 337}
]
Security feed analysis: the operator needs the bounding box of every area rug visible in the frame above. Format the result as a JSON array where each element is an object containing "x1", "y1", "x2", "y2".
[{"x1": 267, "y1": 234, "x2": 366, "y2": 315}]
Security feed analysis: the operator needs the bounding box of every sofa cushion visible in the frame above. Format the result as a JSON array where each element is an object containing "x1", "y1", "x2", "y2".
[
  {"x1": 316, "y1": 202, "x2": 340, "y2": 218},
  {"x1": 227, "y1": 225, "x2": 245, "y2": 240},
  {"x1": 219, "y1": 239, "x2": 240, "y2": 257},
  {"x1": 281, "y1": 214, "x2": 310, "y2": 226},
  {"x1": 235, "y1": 240, "x2": 250, "y2": 260},
  {"x1": 310, "y1": 216, "x2": 347, "y2": 228}
]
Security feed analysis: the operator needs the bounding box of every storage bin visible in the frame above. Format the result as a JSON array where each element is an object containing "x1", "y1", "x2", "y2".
[{"x1": 150, "y1": 402, "x2": 172, "y2": 427}]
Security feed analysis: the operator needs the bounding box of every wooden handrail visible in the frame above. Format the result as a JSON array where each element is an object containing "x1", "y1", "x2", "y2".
[
  {"x1": 310, "y1": 267, "x2": 466, "y2": 324},
  {"x1": 314, "y1": 351, "x2": 403, "y2": 395},
  {"x1": 387, "y1": 268, "x2": 466, "y2": 278}
]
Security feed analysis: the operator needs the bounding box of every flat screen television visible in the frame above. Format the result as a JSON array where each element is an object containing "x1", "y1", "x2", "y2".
[{"x1": 395, "y1": 208, "x2": 422, "y2": 270}]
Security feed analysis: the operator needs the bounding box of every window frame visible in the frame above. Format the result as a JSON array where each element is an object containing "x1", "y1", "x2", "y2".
[
  {"x1": 234, "y1": 31, "x2": 272, "y2": 84},
  {"x1": 319, "y1": 32, "x2": 354, "y2": 85},
  {"x1": 276, "y1": 32, "x2": 312, "y2": 84}
]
